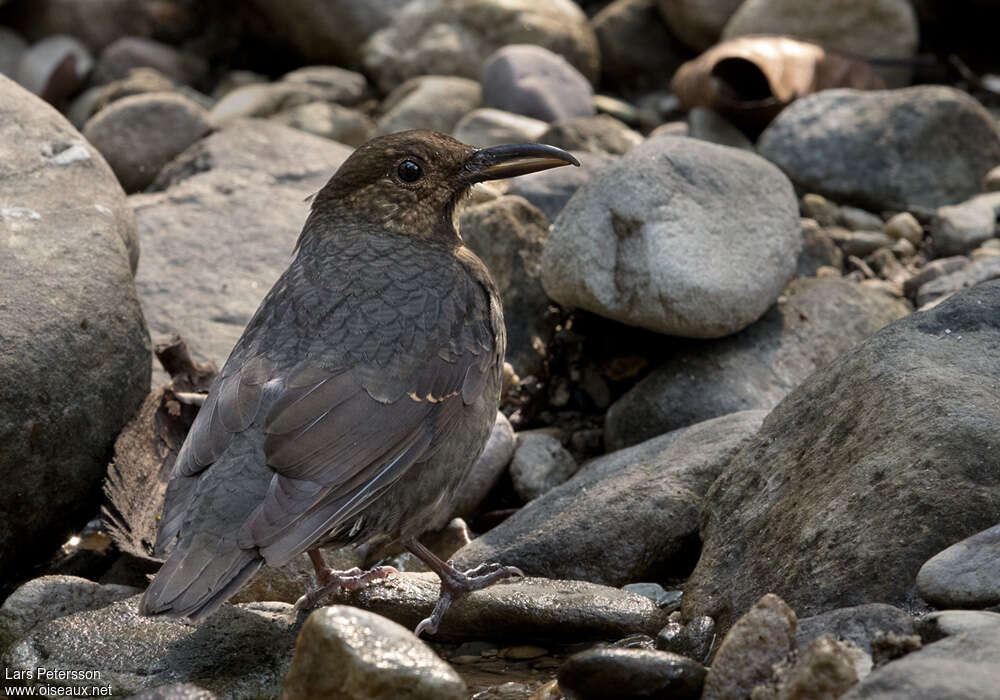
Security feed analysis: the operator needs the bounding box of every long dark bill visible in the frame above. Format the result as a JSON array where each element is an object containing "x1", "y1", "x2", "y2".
[{"x1": 463, "y1": 143, "x2": 580, "y2": 183}]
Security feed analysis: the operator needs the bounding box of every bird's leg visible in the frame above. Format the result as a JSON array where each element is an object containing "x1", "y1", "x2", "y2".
[
  {"x1": 293, "y1": 548, "x2": 398, "y2": 611},
  {"x1": 406, "y1": 538, "x2": 523, "y2": 637}
]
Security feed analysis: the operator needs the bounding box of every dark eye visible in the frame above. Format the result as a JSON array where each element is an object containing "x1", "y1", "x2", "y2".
[{"x1": 397, "y1": 159, "x2": 423, "y2": 183}]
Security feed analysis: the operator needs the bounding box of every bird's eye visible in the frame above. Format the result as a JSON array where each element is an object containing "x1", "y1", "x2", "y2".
[{"x1": 397, "y1": 159, "x2": 423, "y2": 183}]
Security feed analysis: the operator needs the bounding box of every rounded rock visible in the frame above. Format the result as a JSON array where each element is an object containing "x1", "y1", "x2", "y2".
[
  {"x1": 558, "y1": 647, "x2": 706, "y2": 700},
  {"x1": 509, "y1": 431, "x2": 579, "y2": 502},
  {"x1": 481, "y1": 44, "x2": 594, "y2": 123},
  {"x1": 916, "y1": 524, "x2": 1000, "y2": 608}
]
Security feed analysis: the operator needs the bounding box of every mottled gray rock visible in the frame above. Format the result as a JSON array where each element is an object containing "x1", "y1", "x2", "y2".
[
  {"x1": 84, "y1": 91, "x2": 211, "y2": 192},
  {"x1": 362, "y1": 0, "x2": 599, "y2": 93},
  {"x1": 902, "y1": 256, "x2": 968, "y2": 301},
  {"x1": 132, "y1": 119, "x2": 352, "y2": 384},
  {"x1": 377, "y1": 75, "x2": 481, "y2": 135},
  {"x1": 281, "y1": 606, "x2": 466, "y2": 700},
  {"x1": 592, "y1": 0, "x2": 686, "y2": 92},
  {"x1": 917, "y1": 524, "x2": 1000, "y2": 608},
  {"x1": 0, "y1": 75, "x2": 149, "y2": 583},
  {"x1": 454, "y1": 411, "x2": 766, "y2": 586},
  {"x1": 542, "y1": 136, "x2": 800, "y2": 338},
  {"x1": 683, "y1": 281, "x2": 1000, "y2": 634},
  {"x1": 758, "y1": 87, "x2": 1000, "y2": 211},
  {"x1": 281, "y1": 65, "x2": 370, "y2": 106},
  {"x1": 509, "y1": 431, "x2": 578, "y2": 502},
  {"x1": 558, "y1": 647, "x2": 706, "y2": 700},
  {"x1": 272, "y1": 101, "x2": 375, "y2": 147},
  {"x1": 505, "y1": 151, "x2": 614, "y2": 223},
  {"x1": 915, "y1": 255, "x2": 1000, "y2": 308},
  {"x1": 459, "y1": 196, "x2": 553, "y2": 377},
  {"x1": 917, "y1": 610, "x2": 1000, "y2": 644},
  {"x1": 2, "y1": 597, "x2": 298, "y2": 697},
  {"x1": 452, "y1": 412, "x2": 516, "y2": 518},
  {"x1": 687, "y1": 107, "x2": 754, "y2": 151},
  {"x1": 92, "y1": 36, "x2": 207, "y2": 87},
  {"x1": 209, "y1": 81, "x2": 334, "y2": 123},
  {"x1": 0, "y1": 576, "x2": 139, "y2": 655},
  {"x1": 796, "y1": 604, "x2": 915, "y2": 655},
  {"x1": 481, "y1": 44, "x2": 594, "y2": 123},
  {"x1": 797, "y1": 218, "x2": 844, "y2": 275},
  {"x1": 604, "y1": 277, "x2": 909, "y2": 449},
  {"x1": 840, "y1": 625, "x2": 1000, "y2": 700},
  {"x1": 701, "y1": 594, "x2": 797, "y2": 700},
  {"x1": 451, "y1": 108, "x2": 548, "y2": 148},
  {"x1": 656, "y1": 0, "x2": 745, "y2": 50},
  {"x1": 14, "y1": 34, "x2": 92, "y2": 103},
  {"x1": 722, "y1": 0, "x2": 919, "y2": 87},
  {"x1": 335, "y1": 573, "x2": 672, "y2": 642},
  {"x1": 933, "y1": 193, "x2": 1000, "y2": 256},
  {"x1": 538, "y1": 114, "x2": 642, "y2": 155}
]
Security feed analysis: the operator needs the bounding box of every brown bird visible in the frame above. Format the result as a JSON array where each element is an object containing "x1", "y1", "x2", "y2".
[{"x1": 140, "y1": 130, "x2": 579, "y2": 635}]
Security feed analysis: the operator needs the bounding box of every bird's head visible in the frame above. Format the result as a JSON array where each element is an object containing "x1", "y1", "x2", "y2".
[{"x1": 307, "y1": 130, "x2": 579, "y2": 245}]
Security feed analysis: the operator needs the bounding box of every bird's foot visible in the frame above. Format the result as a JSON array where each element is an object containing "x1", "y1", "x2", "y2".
[
  {"x1": 294, "y1": 564, "x2": 397, "y2": 611},
  {"x1": 407, "y1": 539, "x2": 522, "y2": 637}
]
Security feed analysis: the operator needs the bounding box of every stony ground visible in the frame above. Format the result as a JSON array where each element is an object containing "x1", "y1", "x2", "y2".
[{"x1": 2, "y1": 0, "x2": 1000, "y2": 698}]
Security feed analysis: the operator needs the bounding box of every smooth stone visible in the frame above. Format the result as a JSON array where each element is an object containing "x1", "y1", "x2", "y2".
[
  {"x1": 901, "y1": 256, "x2": 968, "y2": 301},
  {"x1": 683, "y1": 281, "x2": 1000, "y2": 634},
  {"x1": 839, "y1": 205, "x2": 884, "y2": 231},
  {"x1": 509, "y1": 431, "x2": 579, "y2": 502},
  {"x1": 758, "y1": 87, "x2": 1000, "y2": 211},
  {"x1": 623, "y1": 583, "x2": 680, "y2": 609},
  {"x1": 558, "y1": 647, "x2": 706, "y2": 700},
  {"x1": 801, "y1": 193, "x2": 839, "y2": 227},
  {"x1": 538, "y1": 114, "x2": 643, "y2": 155},
  {"x1": 687, "y1": 107, "x2": 754, "y2": 151},
  {"x1": 592, "y1": 0, "x2": 686, "y2": 92},
  {"x1": 481, "y1": 44, "x2": 594, "y2": 123},
  {"x1": 14, "y1": 34, "x2": 92, "y2": 103},
  {"x1": 885, "y1": 211, "x2": 924, "y2": 245},
  {"x1": 376, "y1": 75, "x2": 481, "y2": 135},
  {"x1": 281, "y1": 65, "x2": 371, "y2": 106},
  {"x1": 796, "y1": 604, "x2": 915, "y2": 655},
  {"x1": 933, "y1": 193, "x2": 1000, "y2": 256},
  {"x1": 505, "y1": 150, "x2": 613, "y2": 223},
  {"x1": 453, "y1": 411, "x2": 767, "y2": 586},
  {"x1": 272, "y1": 101, "x2": 375, "y2": 147},
  {"x1": 916, "y1": 610, "x2": 1000, "y2": 644},
  {"x1": 915, "y1": 255, "x2": 1000, "y2": 308},
  {"x1": 797, "y1": 218, "x2": 844, "y2": 275},
  {"x1": 451, "y1": 108, "x2": 548, "y2": 148},
  {"x1": 91, "y1": 36, "x2": 207, "y2": 87},
  {"x1": 984, "y1": 165, "x2": 1000, "y2": 192},
  {"x1": 916, "y1": 524, "x2": 1000, "y2": 608},
  {"x1": 542, "y1": 135, "x2": 800, "y2": 338},
  {"x1": 656, "y1": 0, "x2": 745, "y2": 50},
  {"x1": 838, "y1": 230, "x2": 898, "y2": 257},
  {"x1": 209, "y1": 81, "x2": 333, "y2": 123},
  {"x1": 280, "y1": 606, "x2": 466, "y2": 700}
]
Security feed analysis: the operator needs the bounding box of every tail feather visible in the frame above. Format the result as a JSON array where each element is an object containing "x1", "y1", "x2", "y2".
[{"x1": 140, "y1": 534, "x2": 262, "y2": 621}]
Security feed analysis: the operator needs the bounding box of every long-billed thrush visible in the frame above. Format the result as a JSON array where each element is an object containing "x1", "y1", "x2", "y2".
[{"x1": 140, "y1": 130, "x2": 579, "y2": 636}]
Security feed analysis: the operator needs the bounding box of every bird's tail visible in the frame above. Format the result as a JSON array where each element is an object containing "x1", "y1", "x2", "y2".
[{"x1": 139, "y1": 531, "x2": 263, "y2": 621}]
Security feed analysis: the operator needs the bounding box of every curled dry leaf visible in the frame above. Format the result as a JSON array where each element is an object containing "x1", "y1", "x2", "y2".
[{"x1": 671, "y1": 35, "x2": 884, "y2": 133}]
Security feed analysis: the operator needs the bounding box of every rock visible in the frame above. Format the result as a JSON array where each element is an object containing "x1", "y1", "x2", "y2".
[
  {"x1": 701, "y1": 594, "x2": 797, "y2": 700},
  {"x1": 335, "y1": 573, "x2": 672, "y2": 642},
  {"x1": 916, "y1": 524, "x2": 1000, "y2": 608},
  {"x1": 89, "y1": 66, "x2": 178, "y2": 112},
  {"x1": 281, "y1": 606, "x2": 466, "y2": 700},
  {"x1": 796, "y1": 604, "x2": 915, "y2": 655},
  {"x1": 902, "y1": 256, "x2": 968, "y2": 301},
  {"x1": 0, "y1": 75, "x2": 150, "y2": 584},
  {"x1": 682, "y1": 281, "x2": 1000, "y2": 634},
  {"x1": 797, "y1": 218, "x2": 844, "y2": 276},
  {"x1": 132, "y1": 119, "x2": 352, "y2": 383},
  {"x1": 14, "y1": 35, "x2": 92, "y2": 104},
  {"x1": 0, "y1": 576, "x2": 139, "y2": 654},
  {"x1": 801, "y1": 193, "x2": 839, "y2": 228},
  {"x1": 885, "y1": 211, "x2": 924, "y2": 246},
  {"x1": 758, "y1": 87, "x2": 1000, "y2": 211},
  {"x1": 376, "y1": 75, "x2": 481, "y2": 135},
  {"x1": 91, "y1": 36, "x2": 207, "y2": 87},
  {"x1": 839, "y1": 625, "x2": 1000, "y2": 700},
  {"x1": 453, "y1": 411, "x2": 766, "y2": 586},
  {"x1": 0, "y1": 26, "x2": 28, "y2": 78},
  {"x1": 649, "y1": 121, "x2": 689, "y2": 139},
  {"x1": 542, "y1": 135, "x2": 800, "y2": 338},
  {"x1": 247, "y1": 0, "x2": 410, "y2": 67},
  {"x1": 915, "y1": 255, "x2": 1000, "y2": 308},
  {"x1": 656, "y1": 0, "x2": 745, "y2": 50},
  {"x1": 592, "y1": 0, "x2": 686, "y2": 93},
  {"x1": 917, "y1": 610, "x2": 1000, "y2": 644},
  {"x1": 985, "y1": 165, "x2": 1000, "y2": 192},
  {"x1": 656, "y1": 616, "x2": 716, "y2": 662},
  {"x1": 130, "y1": 684, "x2": 218, "y2": 699},
  {"x1": 722, "y1": 0, "x2": 919, "y2": 87},
  {"x1": 459, "y1": 196, "x2": 553, "y2": 377},
  {"x1": 766, "y1": 635, "x2": 862, "y2": 700},
  {"x1": 686, "y1": 107, "x2": 754, "y2": 151},
  {"x1": 506, "y1": 151, "x2": 615, "y2": 222},
  {"x1": 272, "y1": 102, "x2": 375, "y2": 147},
  {"x1": 361, "y1": 0, "x2": 599, "y2": 94},
  {"x1": 452, "y1": 108, "x2": 548, "y2": 147},
  {"x1": 281, "y1": 65, "x2": 371, "y2": 107},
  {"x1": 839, "y1": 205, "x2": 884, "y2": 231},
  {"x1": 481, "y1": 44, "x2": 594, "y2": 123},
  {"x1": 933, "y1": 193, "x2": 1000, "y2": 256},
  {"x1": 209, "y1": 81, "x2": 334, "y2": 123},
  {"x1": 558, "y1": 647, "x2": 706, "y2": 700},
  {"x1": 83, "y1": 91, "x2": 212, "y2": 192},
  {"x1": 838, "y1": 230, "x2": 898, "y2": 258},
  {"x1": 538, "y1": 115, "x2": 642, "y2": 155},
  {"x1": 229, "y1": 548, "x2": 363, "y2": 606},
  {"x1": 604, "y1": 277, "x2": 909, "y2": 449},
  {"x1": 509, "y1": 431, "x2": 578, "y2": 502},
  {"x1": 1, "y1": 597, "x2": 297, "y2": 697},
  {"x1": 623, "y1": 583, "x2": 680, "y2": 610},
  {"x1": 451, "y1": 412, "x2": 516, "y2": 518}
]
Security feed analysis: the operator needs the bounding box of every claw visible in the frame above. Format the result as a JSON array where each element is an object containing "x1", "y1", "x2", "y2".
[{"x1": 295, "y1": 564, "x2": 397, "y2": 612}]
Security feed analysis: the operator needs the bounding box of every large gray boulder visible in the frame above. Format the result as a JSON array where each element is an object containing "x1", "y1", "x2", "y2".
[
  {"x1": 0, "y1": 74, "x2": 150, "y2": 585},
  {"x1": 758, "y1": 87, "x2": 1000, "y2": 211},
  {"x1": 541, "y1": 136, "x2": 801, "y2": 338},
  {"x1": 131, "y1": 119, "x2": 352, "y2": 384},
  {"x1": 604, "y1": 277, "x2": 911, "y2": 450},
  {"x1": 683, "y1": 280, "x2": 1000, "y2": 634}
]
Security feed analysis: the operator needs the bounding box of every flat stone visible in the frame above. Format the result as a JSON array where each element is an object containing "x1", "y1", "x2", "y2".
[
  {"x1": 451, "y1": 108, "x2": 548, "y2": 148},
  {"x1": 915, "y1": 255, "x2": 1000, "y2": 308},
  {"x1": 917, "y1": 524, "x2": 1000, "y2": 608},
  {"x1": 558, "y1": 647, "x2": 706, "y2": 700},
  {"x1": 917, "y1": 610, "x2": 1000, "y2": 644}
]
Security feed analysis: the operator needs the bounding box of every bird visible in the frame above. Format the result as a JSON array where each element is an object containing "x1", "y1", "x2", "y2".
[{"x1": 140, "y1": 129, "x2": 579, "y2": 636}]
